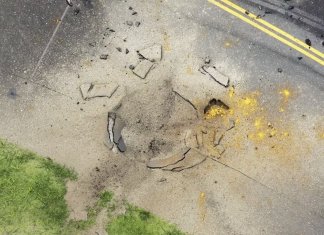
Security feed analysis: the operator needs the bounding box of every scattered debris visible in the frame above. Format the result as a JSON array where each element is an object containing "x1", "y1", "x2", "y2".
[
  {"x1": 162, "y1": 148, "x2": 207, "y2": 172},
  {"x1": 132, "y1": 60, "x2": 154, "y2": 79},
  {"x1": 204, "y1": 57, "x2": 211, "y2": 64},
  {"x1": 287, "y1": 5, "x2": 294, "y2": 10},
  {"x1": 201, "y1": 66, "x2": 230, "y2": 87},
  {"x1": 147, "y1": 148, "x2": 190, "y2": 168},
  {"x1": 80, "y1": 82, "x2": 119, "y2": 100},
  {"x1": 89, "y1": 42, "x2": 96, "y2": 47},
  {"x1": 135, "y1": 21, "x2": 141, "y2": 27},
  {"x1": 305, "y1": 38, "x2": 311, "y2": 46},
  {"x1": 107, "y1": 112, "x2": 127, "y2": 152},
  {"x1": 100, "y1": 54, "x2": 108, "y2": 60},
  {"x1": 138, "y1": 44, "x2": 162, "y2": 62},
  {"x1": 126, "y1": 21, "x2": 133, "y2": 26}
]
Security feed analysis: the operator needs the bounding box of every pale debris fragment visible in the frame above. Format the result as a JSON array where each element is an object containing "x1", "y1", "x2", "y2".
[
  {"x1": 162, "y1": 148, "x2": 207, "y2": 172},
  {"x1": 132, "y1": 60, "x2": 154, "y2": 79},
  {"x1": 147, "y1": 147, "x2": 190, "y2": 168},
  {"x1": 184, "y1": 129, "x2": 199, "y2": 149},
  {"x1": 201, "y1": 65, "x2": 229, "y2": 87},
  {"x1": 138, "y1": 44, "x2": 162, "y2": 62},
  {"x1": 80, "y1": 82, "x2": 119, "y2": 100},
  {"x1": 107, "y1": 112, "x2": 126, "y2": 152}
]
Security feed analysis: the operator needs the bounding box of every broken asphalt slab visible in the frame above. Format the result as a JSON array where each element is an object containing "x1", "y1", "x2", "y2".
[
  {"x1": 107, "y1": 112, "x2": 126, "y2": 152},
  {"x1": 80, "y1": 82, "x2": 119, "y2": 100},
  {"x1": 138, "y1": 44, "x2": 162, "y2": 62},
  {"x1": 132, "y1": 60, "x2": 154, "y2": 79},
  {"x1": 201, "y1": 65, "x2": 230, "y2": 87},
  {"x1": 147, "y1": 147, "x2": 190, "y2": 168},
  {"x1": 162, "y1": 148, "x2": 207, "y2": 172}
]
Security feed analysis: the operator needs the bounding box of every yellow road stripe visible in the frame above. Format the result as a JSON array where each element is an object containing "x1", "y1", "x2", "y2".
[
  {"x1": 220, "y1": 0, "x2": 324, "y2": 58},
  {"x1": 208, "y1": 0, "x2": 324, "y2": 66}
]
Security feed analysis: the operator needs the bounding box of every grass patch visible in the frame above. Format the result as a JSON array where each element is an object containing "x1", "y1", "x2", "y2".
[
  {"x1": 0, "y1": 139, "x2": 186, "y2": 235},
  {"x1": 0, "y1": 139, "x2": 76, "y2": 234},
  {"x1": 107, "y1": 205, "x2": 185, "y2": 235},
  {"x1": 62, "y1": 190, "x2": 114, "y2": 234}
]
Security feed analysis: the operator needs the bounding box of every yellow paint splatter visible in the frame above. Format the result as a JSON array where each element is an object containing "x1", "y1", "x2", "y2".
[
  {"x1": 205, "y1": 106, "x2": 227, "y2": 119},
  {"x1": 228, "y1": 86, "x2": 235, "y2": 98},
  {"x1": 186, "y1": 66, "x2": 193, "y2": 75},
  {"x1": 163, "y1": 32, "x2": 171, "y2": 51},
  {"x1": 198, "y1": 192, "x2": 206, "y2": 222},
  {"x1": 280, "y1": 89, "x2": 291, "y2": 99}
]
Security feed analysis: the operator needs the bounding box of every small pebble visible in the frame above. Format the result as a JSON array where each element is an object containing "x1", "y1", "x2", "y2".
[
  {"x1": 100, "y1": 54, "x2": 108, "y2": 60},
  {"x1": 277, "y1": 68, "x2": 283, "y2": 73},
  {"x1": 126, "y1": 21, "x2": 133, "y2": 26},
  {"x1": 116, "y1": 47, "x2": 122, "y2": 52},
  {"x1": 129, "y1": 65, "x2": 135, "y2": 70},
  {"x1": 135, "y1": 21, "x2": 141, "y2": 27},
  {"x1": 305, "y1": 38, "x2": 311, "y2": 46}
]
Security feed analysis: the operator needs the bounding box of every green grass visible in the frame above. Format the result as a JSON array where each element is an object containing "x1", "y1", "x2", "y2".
[
  {"x1": 107, "y1": 205, "x2": 185, "y2": 235},
  {"x1": 0, "y1": 139, "x2": 76, "y2": 234},
  {"x1": 63, "y1": 190, "x2": 115, "y2": 234},
  {"x1": 0, "y1": 139, "x2": 186, "y2": 235}
]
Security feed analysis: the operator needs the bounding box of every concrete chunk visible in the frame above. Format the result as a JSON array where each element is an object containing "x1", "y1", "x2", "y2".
[
  {"x1": 138, "y1": 44, "x2": 162, "y2": 62},
  {"x1": 80, "y1": 82, "x2": 119, "y2": 100},
  {"x1": 132, "y1": 60, "x2": 154, "y2": 79},
  {"x1": 202, "y1": 66, "x2": 229, "y2": 87}
]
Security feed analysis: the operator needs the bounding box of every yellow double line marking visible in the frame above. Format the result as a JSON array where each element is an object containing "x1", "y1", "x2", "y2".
[{"x1": 209, "y1": 0, "x2": 324, "y2": 66}]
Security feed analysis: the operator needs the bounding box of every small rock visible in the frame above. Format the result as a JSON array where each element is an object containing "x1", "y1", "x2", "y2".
[
  {"x1": 287, "y1": 5, "x2": 294, "y2": 10},
  {"x1": 201, "y1": 66, "x2": 229, "y2": 87},
  {"x1": 80, "y1": 82, "x2": 119, "y2": 100},
  {"x1": 204, "y1": 57, "x2": 211, "y2": 64},
  {"x1": 100, "y1": 54, "x2": 108, "y2": 60},
  {"x1": 116, "y1": 47, "x2": 122, "y2": 52},
  {"x1": 129, "y1": 64, "x2": 135, "y2": 70},
  {"x1": 138, "y1": 44, "x2": 162, "y2": 62},
  {"x1": 297, "y1": 56, "x2": 303, "y2": 60},
  {"x1": 132, "y1": 11, "x2": 137, "y2": 15},
  {"x1": 125, "y1": 48, "x2": 129, "y2": 54},
  {"x1": 277, "y1": 68, "x2": 283, "y2": 73},
  {"x1": 305, "y1": 38, "x2": 311, "y2": 46},
  {"x1": 132, "y1": 60, "x2": 154, "y2": 79},
  {"x1": 147, "y1": 148, "x2": 190, "y2": 168},
  {"x1": 126, "y1": 21, "x2": 133, "y2": 26},
  {"x1": 129, "y1": 6, "x2": 133, "y2": 10},
  {"x1": 73, "y1": 8, "x2": 80, "y2": 15},
  {"x1": 135, "y1": 21, "x2": 141, "y2": 27}
]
